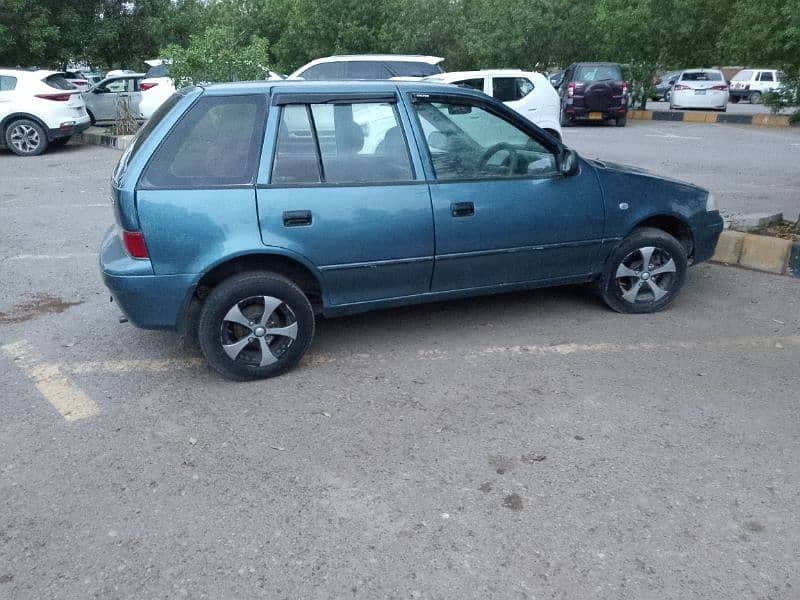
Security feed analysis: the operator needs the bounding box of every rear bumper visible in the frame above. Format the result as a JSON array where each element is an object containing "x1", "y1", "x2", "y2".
[
  {"x1": 49, "y1": 117, "x2": 91, "y2": 140},
  {"x1": 99, "y1": 226, "x2": 194, "y2": 330},
  {"x1": 691, "y1": 211, "x2": 724, "y2": 264},
  {"x1": 566, "y1": 105, "x2": 627, "y2": 121}
]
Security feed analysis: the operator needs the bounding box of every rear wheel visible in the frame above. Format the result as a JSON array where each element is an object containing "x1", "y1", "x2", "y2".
[
  {"x1": 4, "y1": 119, "x2": 48, "y2": 156},
  {"x1": 749, "y1": 91, "x2": 762, "y2": 104},
  {"x1": 664, "y1": 90, "x2": 672, "y2": 103},
  {"x1": 730, "y1": 96, "x2": 740, "y2": 104},
  {"x1": 598, "y1": 227, "x2": 687, "y2": 314},
  {"x1": 615, "y1": 116, "x2": 627, "y2": 127},
  {"x1": 198, "y1": 272, "x2": 315, "y2": 380}
]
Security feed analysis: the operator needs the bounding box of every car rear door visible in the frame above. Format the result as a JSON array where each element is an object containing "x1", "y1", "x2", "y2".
[
  {"x1": 406, "y1": 91, "x2": 604, "y2": 291},
  {"x1": 255, "y1": 88, "x2": 434, "y2": 308}
]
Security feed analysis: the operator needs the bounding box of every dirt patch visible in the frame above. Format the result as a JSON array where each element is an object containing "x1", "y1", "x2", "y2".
[
  {"x1": 503, "y1": 493, "x2": 523, "y2": 511},
  {"x1": 752, "y1": 219, "x2": 800, "y2": 242},
  {"x1": 0, "y1": 294, "x2": 83, "y2": 325}
]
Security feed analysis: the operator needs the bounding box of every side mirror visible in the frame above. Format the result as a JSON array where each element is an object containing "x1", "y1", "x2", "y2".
[{"x1": 559, "y1": 148, "x2": 579, "y2": 176}]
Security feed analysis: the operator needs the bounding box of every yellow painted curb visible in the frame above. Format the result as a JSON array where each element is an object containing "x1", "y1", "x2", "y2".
[
  {"x1": 682, "y1": 111, "x2": 719, "y2": 123},
  {"x1": 628, "y1": 110, "x2": 653, "y2": 120},
  {"x1": 711, "y1": 230, "x2": 746, "y2": 264},
  {"x1": 751, "y1": 114, "x2": 791, "y2": 127},
  {"x1": 739, "y1": 233, "x2": 793, "y2": 274}
]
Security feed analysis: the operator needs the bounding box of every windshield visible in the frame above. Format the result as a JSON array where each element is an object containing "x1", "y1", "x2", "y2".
[
  {"x1": 575, "y1": 65, "x2": 622, "y2": 82},
  {"x1": 732, "y1": 70, "x2": 753, "y2": 81}
]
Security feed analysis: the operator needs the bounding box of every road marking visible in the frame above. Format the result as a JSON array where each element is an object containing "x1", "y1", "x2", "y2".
[
  {"x1": 644, "y1": 133, "x2": 702, "y2": 140},
  {"x1": 2, "y1": 253, "x2": 98, "y2": 262},
  {"x1": 2, "y1": 341, "x2": 99, "y2": 422},
  {"x1": 51, "y1": 334, "x2": 800, "y2": 375}
]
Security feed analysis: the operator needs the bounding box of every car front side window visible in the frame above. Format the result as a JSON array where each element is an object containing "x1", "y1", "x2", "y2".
[{"x1": 413, "y1": 99, "x2": 557, "y2": 181}]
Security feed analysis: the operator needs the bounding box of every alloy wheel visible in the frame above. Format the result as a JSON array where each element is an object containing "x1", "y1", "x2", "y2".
[
  {"x1": 219, "y1": 295, "x2": 298, "y2": 367},
  {"x1": 9, "y1": 123, "x2": 41, "y2": 154},
  {"x1": 614, "y1": 246, "x2": 677, "y2": 304}
]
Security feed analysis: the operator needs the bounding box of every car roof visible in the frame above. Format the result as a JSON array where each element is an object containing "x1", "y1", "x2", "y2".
[
  {"x1": 101, "y1": 73, "x2": 146, "y2": 80},
  {"x1": 681, "y1": 68, "x2": 724, "y2": 73},
  {"x1": 429, "y1": 70, "x2": 543, "y2": 80},
  {"x1": 0, "y1": 68, "x2": 62, "y2": 79},
  {"x1": 572, "y1": 62, "x2": 621, "y2": 66},
  {"x1": 302, "y1": 54, "x2": 443, "y2": 65},
  {"x1": 198, "y1": 79, "x2": 480, "y2": 97}
]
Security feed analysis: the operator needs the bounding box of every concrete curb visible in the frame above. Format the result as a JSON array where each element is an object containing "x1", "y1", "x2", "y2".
[
  {"x1": 75, "y1": 127, "x2": 135, "y2": 150},
  {"x1": 711, "y1": 230, "x2": 800, "y2": 276},
  {"x1": 629, "y1": 109, "x2": 796, "y2": 128}
]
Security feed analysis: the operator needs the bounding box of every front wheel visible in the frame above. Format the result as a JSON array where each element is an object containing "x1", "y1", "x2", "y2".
[
  {"x1": 198, "y1": 272, "x2": 315, "y2": 380},
  {"x1": 749, "y1": 91, "x2": 762, "y2": 104},
  {"x1": 598, "y1": 227, "x2": 687, "y2": 314}
]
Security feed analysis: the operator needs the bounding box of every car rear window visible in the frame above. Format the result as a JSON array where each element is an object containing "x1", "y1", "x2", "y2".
[
  {"x1": 300, "y1": 60, "x2": 442, "y2": 80},
  {"x1": 682, "y1": 71, "x2": 723, "y2": 81},
  {"x1": 574, "y1": 65, "x2": 622, "y2": 82},
  {"x1": 114, "y1": 93, "x2": 183, "y2": 182},
  {"x1": 732, "y1": 70, "x2": 753, "y2": 81},
  {"x1": 145, "y1": 64, "x2": 169, "y2": 78},
  {"x1": 384, "y1": 61, "x2": 442, "y2": 78},
  {"x1": 44, "y1": 74, "x2": 77, "y2": 90}
]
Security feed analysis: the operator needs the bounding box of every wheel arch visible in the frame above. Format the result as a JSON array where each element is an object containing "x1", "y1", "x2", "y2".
[
  {"x1": 630, "y1": 214, "x2": 694, "y2": 259},
  {"x1": 179, "y1": 250, "x2": 325, "y2": 339},
  {"x1": 1, "y1": 112, "x2": 50, "y2": 140}
]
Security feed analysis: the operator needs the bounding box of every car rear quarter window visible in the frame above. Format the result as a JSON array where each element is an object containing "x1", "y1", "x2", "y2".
[
  {"x1": 145, "y1": 64, "x2": 169, "y2": 78},
  {"x1": 271, "y1": 105, "x2": 322, "y2": 184},
  {"x1": 139, "y1": 94, "x2": 267, "y2": 189},
  {"x1": 0, "y1": 75, "x2": 17, "y2": 91},
  {"x1": 387, "y1": 61, "x2": 442, "y2": 77},
  {"x1": 44, "y1": 74, "x2": 77, "y2": 90},
  {"x1": 493, "y1": 77, "x2": 534, "y2": 102}
]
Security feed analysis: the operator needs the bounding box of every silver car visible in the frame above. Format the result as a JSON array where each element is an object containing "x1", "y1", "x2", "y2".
[{"x1": 82, "y1": 73, "x2": 145, "y2": 124}]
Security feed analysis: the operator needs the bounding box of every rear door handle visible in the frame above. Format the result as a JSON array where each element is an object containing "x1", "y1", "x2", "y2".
[
  {"x1": 450, "y1": 202, "x2": 474, "y2": 217},
  {"x1": 283, "y1": 210, "x2": 312, "y2": 227}
]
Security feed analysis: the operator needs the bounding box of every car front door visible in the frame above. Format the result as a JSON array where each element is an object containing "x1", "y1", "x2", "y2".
[
  {"x1": 406, "y1": 92, "x2": 604, "y2": 292},
  {"x1": 256, "y1": 90, "x2": 434, "y2": 308}
]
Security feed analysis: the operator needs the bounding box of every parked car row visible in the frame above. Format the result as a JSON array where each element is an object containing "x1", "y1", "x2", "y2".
[{"x1": 651, "y1": 67, "x2": 784, "y2": 108}]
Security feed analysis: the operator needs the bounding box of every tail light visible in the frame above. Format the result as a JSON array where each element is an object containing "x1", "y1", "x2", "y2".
[
  {"x1": 567, "y1": 82, "x2": 575, "y2": 98},
  {"x1": 35, "y1": 93, "x2": 72, "y2": 101},
  {"x1": 140, "y1": 82, "x2": 159, "y2": 91},
  {"x1": 122, "y1": 230, "x2": 149, "y2": 259},
  {"x1": 621, "y1": 81, "x2": 628, "y2": 96},
  {"x1": 673, "y1": 84, "x2": 691, "y2": 91},
  {"x1": 711, "y1": 85, "x2": 728, "y2": 91}
]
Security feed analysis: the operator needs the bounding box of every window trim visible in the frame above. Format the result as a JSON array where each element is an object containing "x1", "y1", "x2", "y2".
[
  {"x1": 408, "y1": 92, "x2": 562, "y2": 183},
  {"x1": 137, "y1": 93, "x2": 268, "y2": 191},
  {"x1": 267, "y1": 99, "x2": 418, "y2": 188}
]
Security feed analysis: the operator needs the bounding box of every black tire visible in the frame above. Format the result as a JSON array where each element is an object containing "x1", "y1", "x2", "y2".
[
  {"x1": 598, "y1": 227, "x2": 687, "y2": 314},
  {"x1": 559, "y1": 107, "x2": 572, "y2": 127},
  {"x1": 730, "y1": 96, "x2": 740, "y2": 104},
  {"x1": 51, "y1": 136, "x2": 71, "y2": 146},
  {"x1": 87, "y1": 109, "x2": 96, "y2": 125},
  {"x1": 615, "y1": 116, "x2": 627, "y2": 127},
  {"x1": 664, "y1": 90, "x2": 671, "y2": 103},
  {"x1": 749, "y1": 91, "x2": 762, "y2": 104},
  {"x1": 4, "y1": 118, "x2": 48, "y2": 156},
  {"x1": 198, "y1": 272, "x2": 315, "y2": 381}
]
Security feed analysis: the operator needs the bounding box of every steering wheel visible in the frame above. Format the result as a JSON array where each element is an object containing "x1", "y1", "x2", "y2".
[{"x1": 476, "y1": 143, "x2": 520, "y2": 175}]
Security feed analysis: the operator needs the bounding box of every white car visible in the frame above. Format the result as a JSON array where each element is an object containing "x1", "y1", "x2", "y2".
[
  {"x1": 138, "y1": 60, "x2": 175, "y2": 120},
  {"x1": 289, "y1": 55, "x2": 444, "y2": 80},
  {"x1": 729, "y1": 69, "x2": 783, "y2": 104},
  {"x1": 670, "y1": 69, "x2": 729, "y2": 112},
  {"x1": 0, "y1": 69, "x2": 91, "y2": 156},
  {"x1": 83, "y1": 73, "x2": 146, "y2": 124},
  {"x1": 425, "y1": 70, "x2": 563, "y2": 140}
]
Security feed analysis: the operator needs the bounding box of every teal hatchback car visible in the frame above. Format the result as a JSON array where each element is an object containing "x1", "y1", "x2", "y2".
[{"x1": 100, "y1": 81, "x2": 723, "y2": 380}]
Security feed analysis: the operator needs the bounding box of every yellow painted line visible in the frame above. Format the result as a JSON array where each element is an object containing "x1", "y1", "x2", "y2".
[
  {"x1": 2, "y1": 341, "x2": 99, "y2": 422},
  {"x1": 67, "y1": 357, "x2": 205, "y2": 374}
]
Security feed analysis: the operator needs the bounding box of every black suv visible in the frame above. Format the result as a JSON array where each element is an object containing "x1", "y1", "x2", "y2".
[{"x1": 557, "y1": 62, "x2": 628, "y2": 127}]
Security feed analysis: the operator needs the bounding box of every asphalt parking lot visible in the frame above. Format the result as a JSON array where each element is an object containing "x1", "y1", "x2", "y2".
[{"x1": 1, "y1": 123, "x2": 799, "y2": 599}]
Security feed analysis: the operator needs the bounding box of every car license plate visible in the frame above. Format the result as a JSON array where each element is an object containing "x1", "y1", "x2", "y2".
[
  {"x1": 695, "y1": 90, "x2": 706, "y2": 95},
  {"x1": 589, "y1": 112, "x2": 603, "y2": 120}
]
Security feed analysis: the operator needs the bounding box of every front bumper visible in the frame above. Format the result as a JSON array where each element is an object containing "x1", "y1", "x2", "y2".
[{"x1": 691, "y1": 211, "x2": 724, "y2": 264}]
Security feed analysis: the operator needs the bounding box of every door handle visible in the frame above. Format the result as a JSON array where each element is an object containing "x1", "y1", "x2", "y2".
[
  {"x1": 450, "y1": 202, "x2": 474, "y2": 217},
  {"x1": 283, "y1": 210, "x2": 312, "y2": 227}
]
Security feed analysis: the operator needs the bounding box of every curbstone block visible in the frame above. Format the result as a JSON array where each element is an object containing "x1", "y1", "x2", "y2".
[
  {"x1": 787, "y1": 243, "x2": 800, "y2": 278},
  {"x1": 729, "y1": 212, "x2": 784, "y2": 232},
  {"x1": 711, "y1": 230, "x2": 746, "y2": 264},
  {"x1": 739, "y1": 234, "x2": 792, "y2": 274},
  {"x1": 752, "y1": 114, "x2": 791, "y2": 127},
  {"x1": 76, "y1": 127, "x2": 135, "y2": 150}
]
